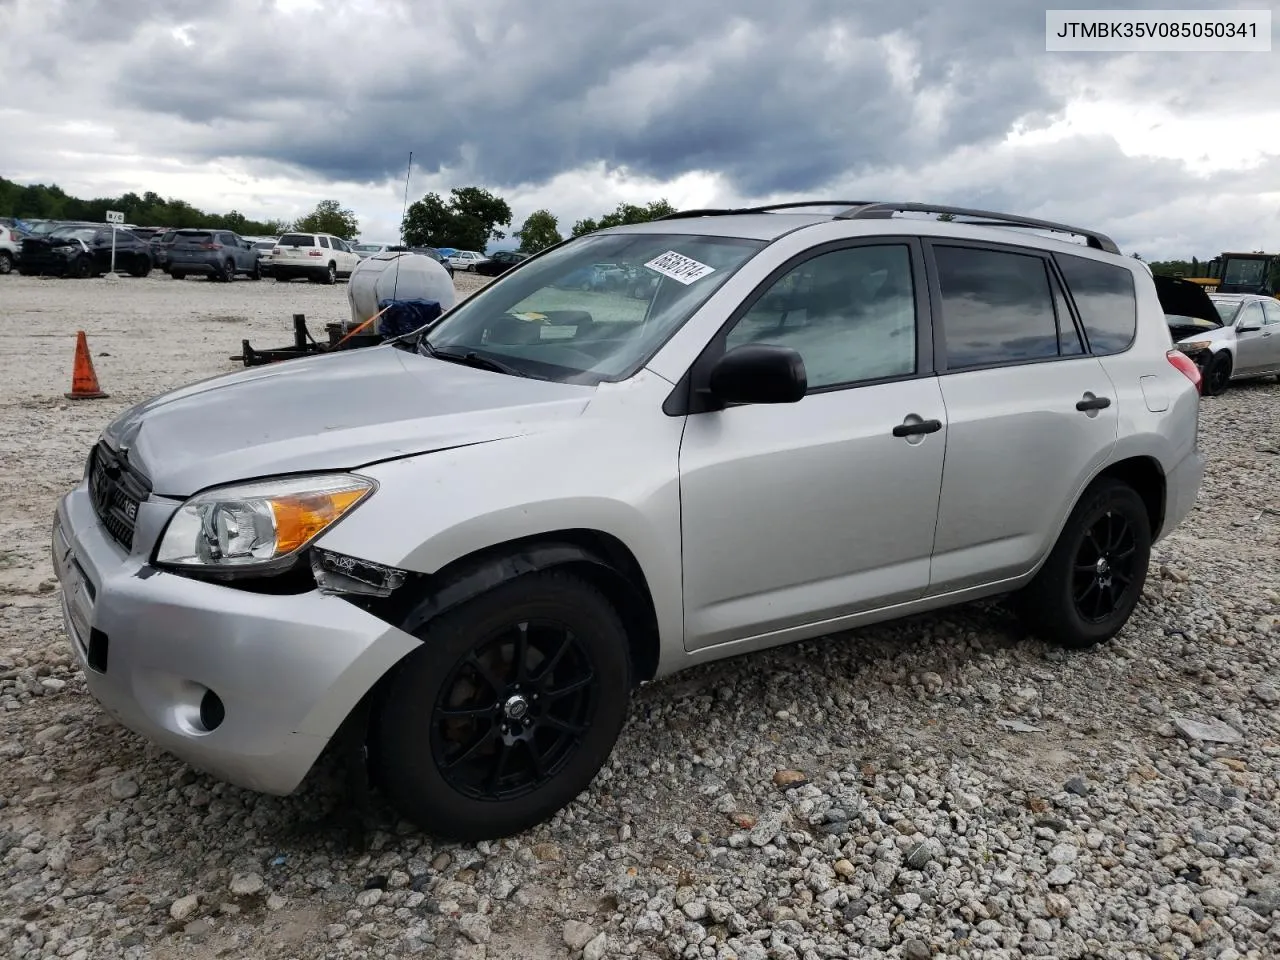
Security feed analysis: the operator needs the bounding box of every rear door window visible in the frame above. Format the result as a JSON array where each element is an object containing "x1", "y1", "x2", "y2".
[
  {"x1": 277, "y1": 234, "x2": 315, "y2": 247},
  {"x1": 933, "y1": 245, "x2": 1060, "y2": 370},
  {"x1": 318, "y1": 236, "x2": 330, "y2": 249},
  {"x1": 1055, "y1": 253, "x2": 1138, "y2": 355}
]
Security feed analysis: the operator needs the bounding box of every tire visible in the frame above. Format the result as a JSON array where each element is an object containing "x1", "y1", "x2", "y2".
[
  {"x1": 0, "y1": 251, "x2": 12, "y2": 275},
  {"x1": 323, "y1": 262, "x2": 337, "y2": 284},
  {"x1": 220, "y1": 259, "x2": 236, "y2": 282},
  {"x1": 372, "y1": 570, "x2": 632, "y2": 841},
  {"x1": 1014, "y1": 478, "x2": 1152, "y2": 649},
  {"x1": 70, "y1": 256, "x2": 93, "y2": 279},
  {"x1": 128, "y1": 257, "x2": 151, "y2": 278},
  {"x1": 248, "y1": 261, "x2": 261, "y2": 281},
  {"x1": 1202, "y1": 352, "x2": 1232, "y2": 396}
]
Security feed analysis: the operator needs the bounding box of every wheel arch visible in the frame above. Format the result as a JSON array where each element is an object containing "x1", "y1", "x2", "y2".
[
  {"x1": 368, "y1": 529, "x2": 661, "y2": 688},
  {"x1": 1091, "y1": 455, "x2": 1166, "y2": 540}
]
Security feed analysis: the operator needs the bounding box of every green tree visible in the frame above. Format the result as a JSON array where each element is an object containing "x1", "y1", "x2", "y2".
[
  {"x1": 293, "y1": 199, "x2": 359, "y2": 239},
  {"x1": 401, "y1": 187, "x2": 512, "y2": 251},
  {"x1": 570, "y1": 199, "x2": 675, "y2": 237},
  {"x1": 515, "y1": 209, "x2": 563, "y2": 253}
]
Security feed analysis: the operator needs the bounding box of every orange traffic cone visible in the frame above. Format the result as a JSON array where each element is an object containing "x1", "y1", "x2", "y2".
[{"x1": 65, "y1": 331, "x2": 109, "y2": 400}]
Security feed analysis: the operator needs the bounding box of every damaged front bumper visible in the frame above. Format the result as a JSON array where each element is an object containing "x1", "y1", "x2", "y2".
[{"x1": 51, "y1": 483, "x2": 419, "y2": 795}]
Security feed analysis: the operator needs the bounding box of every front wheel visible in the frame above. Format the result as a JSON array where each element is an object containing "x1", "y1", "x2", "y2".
[
  {"x1": 0, "y1": 251, "x2": 12, "y2": 275},
  {"x1": 1014, "y1": 478, "x2": 1152, "y2": 649},
  {"x1": 372, "y1": 570, "x2": 632, "y2": 841},
  {"x1": 1202, "y1": 352, "x2": 1232, "y2": 396}
]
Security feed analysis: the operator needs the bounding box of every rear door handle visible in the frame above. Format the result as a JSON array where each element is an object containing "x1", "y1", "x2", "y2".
[
  {"x1": 1076, "y1": 395, "x2": 1111, "y2": 412},
  {"x1": 892, "y1": 418, "x2": 943, "y2": 438}
]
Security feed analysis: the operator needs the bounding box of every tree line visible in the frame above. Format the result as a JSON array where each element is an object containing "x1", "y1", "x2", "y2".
[{"x1": 0, "y1": 176, "x2": 681, "y2": 253}]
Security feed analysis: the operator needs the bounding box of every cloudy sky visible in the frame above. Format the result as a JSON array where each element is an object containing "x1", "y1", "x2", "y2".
[{"x1": 1, "y1": 0, "x2": 1277, "y2": 258}]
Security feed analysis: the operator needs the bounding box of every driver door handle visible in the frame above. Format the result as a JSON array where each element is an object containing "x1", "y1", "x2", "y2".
[
  {"x1": 892, "y1": 418, "x2": 942, "y2": 438},
  {"x1": 1076, "y1": 395, "x2": 1112, "y2": 412}
]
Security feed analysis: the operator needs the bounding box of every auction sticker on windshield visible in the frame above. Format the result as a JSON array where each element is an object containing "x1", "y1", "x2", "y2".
[{"x1": 645, "y1": 250, "x2": 716, "y2": 285}]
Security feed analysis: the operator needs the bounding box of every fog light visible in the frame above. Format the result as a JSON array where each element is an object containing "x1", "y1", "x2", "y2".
[{"x1": 199, "y1": 689, "x2": 225, "y2": 731}]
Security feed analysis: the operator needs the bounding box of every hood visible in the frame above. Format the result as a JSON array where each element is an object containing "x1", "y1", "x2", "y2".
[
  {"x1": 102, "y1": 344, "x2": 593, "y2": 496},
  {"x1": 1153, "y1": 275, "x2": 1222, "y2": 327}
]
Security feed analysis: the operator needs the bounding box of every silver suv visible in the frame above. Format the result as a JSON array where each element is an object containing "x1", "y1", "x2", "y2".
[{"x1": 52, "y1": 201, "x2": 1205, "y2": 840}]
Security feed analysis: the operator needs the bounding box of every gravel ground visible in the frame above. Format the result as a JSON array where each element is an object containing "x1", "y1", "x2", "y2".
[{"x1": 2, "y1": 272, "x2": 1279, "y2": 960}]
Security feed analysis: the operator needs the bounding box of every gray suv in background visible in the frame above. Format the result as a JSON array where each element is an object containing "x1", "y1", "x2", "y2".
[
  {"x1": 167, "y1": 229, "x2": 262, "y2": 281},
  {"x1": 52, "y1": 200, "x2": 1204, "y2": 841}
]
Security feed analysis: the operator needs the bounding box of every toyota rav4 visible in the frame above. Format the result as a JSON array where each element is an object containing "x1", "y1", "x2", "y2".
[{"x1": 53, "y1": 201, "x2": 1204, "y2": 840}]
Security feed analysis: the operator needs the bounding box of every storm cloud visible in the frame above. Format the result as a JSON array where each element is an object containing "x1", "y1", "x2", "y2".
[{"x1": 1, "y1": 0, "x2": 1277, "y2": 257}]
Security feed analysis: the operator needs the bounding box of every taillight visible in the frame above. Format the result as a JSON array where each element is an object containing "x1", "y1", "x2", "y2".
[
  {"x1": 200, "y1": 242, "x2": 222, "y2": 250},
  {"x1": 1167, "y1": 349, "x2": 1202, "y2": 394},
  {"x1": 308, "y1": 250, "x2": 323, "y2": 257}
]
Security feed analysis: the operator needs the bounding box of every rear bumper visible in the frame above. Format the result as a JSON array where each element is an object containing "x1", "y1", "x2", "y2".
[
  {"x1": 1161, "y1": 446, "x2": 1205, "y2": 541},
  {"x1": 52, "y1": 484, "x2": 419, "y2": 795},
  {"x1": 271, "y1": 262, "x2": 330, "y2": 279},
  {"x1": 167, "y1": 256, "x2": 221, "y2": 274}
]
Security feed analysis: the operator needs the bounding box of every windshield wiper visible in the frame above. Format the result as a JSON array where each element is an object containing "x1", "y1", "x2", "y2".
[{"x1": 419, "y1": 340, "x2": 527, "y2": 377}]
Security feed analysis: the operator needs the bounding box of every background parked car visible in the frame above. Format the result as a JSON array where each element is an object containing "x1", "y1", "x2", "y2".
[
  {"x1": 0, "y1": 225, "x2": 20, "y2": 274},
  {"x1": 473, "y1": 249, "x2": 530, "y2": 277},
  {"x1": 18, "y1": 224, "x2": 152, "y2": 277},
  {"x1": 167, "y1": 229, "x2": 262, "y2": 282},
  {"x1": 249, "y1": 239, "x2": 278, "y2": 276},
  {"x1": 268, "y1": 232, "x2": 360, "y2": 283},
  {"x1": 408, "y1": 246, "x2": 456, "y2": 278},
  {"x1": 352, "y1": 242, "x2": 394, "y2": 259},
  {"x1": 446, "y1": 250, "x2": 489, "y2": 272}
]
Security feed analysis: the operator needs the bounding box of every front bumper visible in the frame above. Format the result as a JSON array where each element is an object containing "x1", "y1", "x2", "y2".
[{"x1": 52, "y1": 484, "x2": 418, "y2": 795}]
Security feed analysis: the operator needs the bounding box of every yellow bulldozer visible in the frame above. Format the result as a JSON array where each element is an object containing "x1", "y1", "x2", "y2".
[{"x1": 1178, "y1": 251, "x2": 1278, "y2": 297}]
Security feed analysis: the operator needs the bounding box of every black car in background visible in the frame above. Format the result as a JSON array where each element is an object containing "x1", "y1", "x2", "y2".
[
  {"x1": 18, "y1": 224, "x2": 153, "y2": 278},
  {"x1": 474, "y1": 249, "x2": 530, "y2": 277}
]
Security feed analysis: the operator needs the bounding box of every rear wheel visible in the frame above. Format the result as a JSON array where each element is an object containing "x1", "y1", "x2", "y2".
[
  {"x1": 1015, "y1": 478, "x2": 1151, "y2": 649},
  {"x1": 221, "y1": 259, "x2": 236, "y2": 282},
  {"x1": 1202, "y1": 352, "x2": 1232, "y2": 396},
  {"x1": 324, "y1": 261, "x2": 337, "y2": 284},
  {"x1": 371, "y1": 570, "x2": 632, "y2": 841}
]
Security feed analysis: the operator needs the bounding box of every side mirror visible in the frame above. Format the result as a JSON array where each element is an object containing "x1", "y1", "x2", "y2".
[
  {"x1": 1237, "y1": 323, "x2": 1261, "y2": 333},
  {"x1": 707, "y1": 344, "x2": 807, "y2": 406}
]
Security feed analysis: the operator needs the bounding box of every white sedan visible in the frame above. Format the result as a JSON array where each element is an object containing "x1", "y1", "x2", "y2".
[{"x1": 446, "y1": 250, "x2": 490, "y2": 272}]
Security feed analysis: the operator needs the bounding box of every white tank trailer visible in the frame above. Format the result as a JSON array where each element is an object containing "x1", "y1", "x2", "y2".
[{"x1": 346, "y1": 251, "x2": 456, "y2": 335}]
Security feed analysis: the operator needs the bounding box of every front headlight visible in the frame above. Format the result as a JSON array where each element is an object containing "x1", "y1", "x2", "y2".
[
  {"x1": 155, "y1": 474, "x2": 374, "y2": 570},
  {"x1": 1178, "y1": 340, "x2": 1212, "y2": 354}
]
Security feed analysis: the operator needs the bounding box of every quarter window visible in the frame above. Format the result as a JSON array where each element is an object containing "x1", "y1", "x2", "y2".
[
  {"x1": 934, "y1": 246, "x2": 1059, "y2": 370},
  {"x1": 1259, "y1": 300, "x2": 1280, "y2": 325},
  {"x1": 318, "y1": 236, "x2": 330, "y2": 249},
  {"x1": 1055, "y1": 253, "x2": 1138, "y2": 355},
  {"x1": 724, "y1": 244, "x2": 917, "y2": 389}
]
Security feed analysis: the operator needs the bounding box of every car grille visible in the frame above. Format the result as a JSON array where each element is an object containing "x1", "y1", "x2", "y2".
[{"x1": 87, "y1": 442, "x2": 151, "y2": 550}]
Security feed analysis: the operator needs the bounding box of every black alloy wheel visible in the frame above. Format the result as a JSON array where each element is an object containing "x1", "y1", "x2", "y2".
[
  {"x1": 430, "y1": 618, "x2": 597, "y2": 801},
  {"x1": 1014, "y1": 478, "x2": 1152, "y2": 649},
  {"x1": 1071, "y1": 509, "x2": 1139, "y2": 624},
  {"x1": 1203, "y1": 352, "x2": 1232, "y2": 396},
  {"x1": 372, "y1": 570, "x2": 632, "y2": 841}
]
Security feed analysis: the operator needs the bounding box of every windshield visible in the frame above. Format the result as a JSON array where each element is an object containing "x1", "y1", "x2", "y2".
[
  {"x1": 51, "y1": 227, "x2": 98, "y2": 242},
  {"x1": 1211, "y1": 299, "x2": 1242, "y2": 323},
  {"x1": 420, "y1": 232, "x2": 766, "y2": 384},
  {"x1": 1222, "y1": 258, "x2": 1267, "y2": 286}
]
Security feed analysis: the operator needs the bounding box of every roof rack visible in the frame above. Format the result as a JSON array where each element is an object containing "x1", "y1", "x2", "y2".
[
  {"x1": 654, "y1": 201, "x2": 875, "y2": 222},
  {"x1": 832, "y1": 202, "x2": 1120, "y2": 254}
]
